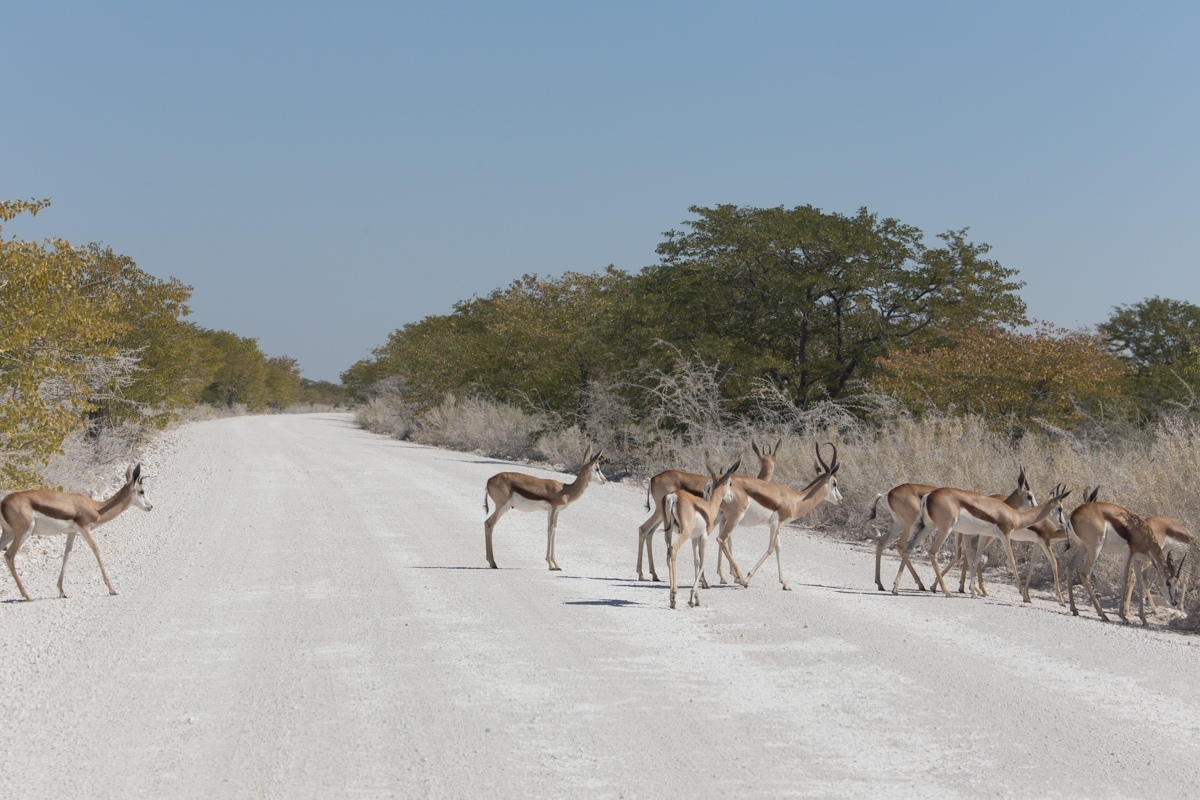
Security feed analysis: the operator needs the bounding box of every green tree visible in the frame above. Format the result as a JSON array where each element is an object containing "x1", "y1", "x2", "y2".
[
  {"x1": 1, "y1": 199, "x2": 132, "y2": 484},
  {"x1": 199, "y1": 330, "x2": 271, "y2": 410},
  {"x1": 634, "y1": 204, "x2": 1027, "y2": 405},
  {"x1": 1100, "y1": 296, "x2": 1200, "y2": 411},
  {"x1": 344, "y1": 268, "x2": 636, "y2": 414}
]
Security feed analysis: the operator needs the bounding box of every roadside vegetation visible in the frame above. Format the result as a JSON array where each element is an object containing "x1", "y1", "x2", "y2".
[
  {"x1": 0, "y1": 198, "x2": 343, "y2": 490},
  {"x1": 346, "y1": 203, "x2": 1200, "y2": 627}
]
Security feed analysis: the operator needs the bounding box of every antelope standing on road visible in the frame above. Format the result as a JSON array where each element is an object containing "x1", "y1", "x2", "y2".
[
  {"x1": 0, "y1": 463, "x2": 152, "y2": 601},
  {"x1": 636, "y1": 438, "x2": 781, "y2": 583},
  {"x1": 483, "y1": 447, "x2": 605, "y2": 571},
  {"x1": 662, "y1": 458, "x2": 741, "y2": 609}
]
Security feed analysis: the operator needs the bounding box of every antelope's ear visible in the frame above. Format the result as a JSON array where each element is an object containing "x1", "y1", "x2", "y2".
[
  {"x1": 752, "y1": 441, "x2": 762, "y2": 457},
  {"x1": 581, "y1": 446, "x2": 592, "y2": 463},
  {"x1": 830, "y1": 462, "x2": 840, "y2": 476},
  {"x1": 728, "y1": 458, "x2": 742, "y2": 476},
  {"x1": 591, "y1": 449, "x2": 604, "y2": 463},
  {"x1": 1018, "y1": 467, "x2": 1028, "y2": 489},
  {"x1": 773, "y1": 437, "x2": 783, "y2": 455},
  {"x1": 1088, "y1": 485, "x2": 1100, "y2": 503},
  {"x1": 128, "y1": 463, "x2": 142, "y2": 484}
]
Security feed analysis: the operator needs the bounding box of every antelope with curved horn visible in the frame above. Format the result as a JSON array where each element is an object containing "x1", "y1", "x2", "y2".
[
  {"x1": 663, "y1": 457, "x2": 741, "y2": 609},
  {"x1": 904, "y1": 483, "x2": 1072, "y2": 599},
  {"x1": 483, "y1": 447, "x2": 605, "y2": 570},
  {"x1": 1063, "y1": 494, "x2": 1185, "y2": 624},
  {"x1": 718, "y1": 442, "x2": 844, "y2": 591},
  {"x1": 0, "y1": 463, "x2": 152, "y2": 600},
  {"x1": 636, "y1": 438, "x2": 781, "y2": 582}
]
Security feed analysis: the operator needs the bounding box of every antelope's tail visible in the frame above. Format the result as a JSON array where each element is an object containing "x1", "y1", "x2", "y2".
[{"x1": 868, "y1": 492, "x2": 885, "y2": 522}]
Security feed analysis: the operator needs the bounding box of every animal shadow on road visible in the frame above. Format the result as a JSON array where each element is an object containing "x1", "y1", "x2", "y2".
[{"x1": 564, "y1": 599, "x2": 641, "y2": 607}]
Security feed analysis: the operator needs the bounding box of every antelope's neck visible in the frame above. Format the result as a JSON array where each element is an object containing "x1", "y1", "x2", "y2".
[{"x1": 95, "y1": 484, "x2": 133, "y2": 525}]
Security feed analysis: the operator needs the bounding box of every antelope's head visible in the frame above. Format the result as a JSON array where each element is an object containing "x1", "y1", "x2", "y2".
[
  {"x1": 751, "y1": 437, "x2": 783, "y2": 480},
  {"x1": 705, "y1": 455, "x2": 742, "y2": 504},
  {"x1": 814, "y1": 442, "x2": 843, "y2": 505},
  {"x1": 581, "y1": 446, "x2": 607, "y2": 484},
  {"x1": 1017, "y1": 466, "x2": 1037, "y2": 509},
  {"x1": 126, "y1": 463, "x2": 153, "y2": 512},
  {"x1": 1045, "y1": 483, "x2": 1072, "y2": 528}
]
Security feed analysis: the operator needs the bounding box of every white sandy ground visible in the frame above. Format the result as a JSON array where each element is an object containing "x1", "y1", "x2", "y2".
[{"x1": 1, "y1": 413, "x2": 1199, "y2": 799}]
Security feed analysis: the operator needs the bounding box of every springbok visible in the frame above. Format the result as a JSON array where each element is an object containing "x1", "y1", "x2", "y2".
[
  {"x1": 662, "y1": 458, "x2": 741, "y2": 609},
  {"x1": 1141, "y1": 515, "x2": 1192, "y2": 616},
  {"x1": 0, "y1": 463, "x2": 152, "y2": 600},
  {"x1": 1063, "y1": 495, "x2": 1184, "y2": 624},
  {"x1": 483, "y1": 447, "x2": 604, "y2": 571},
  {"x1": 716, "y1": 442, "x2": 844, "y2": 591},
  {"x1": 905, "y1": 483, "x2": 1072, "y2": 599},
  {"x1": 871, "y1": 468, "x2": 1034, "y2": 593},
  {"x1": 636, "y1": 438, "x2": 781, "y2": 582}
]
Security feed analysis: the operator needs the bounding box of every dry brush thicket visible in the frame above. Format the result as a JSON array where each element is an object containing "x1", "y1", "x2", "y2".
[{"x1": 357, "y1": 364, "x2": 1200, "y2": 628}]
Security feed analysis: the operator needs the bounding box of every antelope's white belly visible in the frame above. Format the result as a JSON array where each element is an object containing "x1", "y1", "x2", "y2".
[
  {"x1": 30, "y1": 513, "x2": 83, "y2": 537},
  {"x1": 509, "y1": 495, "x2": 553, "y2": 513},
  {"x1": 737, "y1": 498, "x2": 776, "y2": 529},
  {"x1": 951, "y1": 510, "x2": 1000, "y2": 537},
  {"x1": 1099, "y1": 523, "x2": 1128, "y2": 557},
  {"x1": 1010, "y1": 527, "x2": 1042, "y2": 544}
]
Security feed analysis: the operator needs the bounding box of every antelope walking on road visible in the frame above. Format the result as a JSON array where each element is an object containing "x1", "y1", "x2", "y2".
[
  {"x1": 636, "y1": 439, "x2": 781, "y2": 583},
  {"x1": 662, "y1": 458, "x2": 741, "y2": 609},
  {"x1": 0, "y1": 463, "x2": 153, "y2": 601}
]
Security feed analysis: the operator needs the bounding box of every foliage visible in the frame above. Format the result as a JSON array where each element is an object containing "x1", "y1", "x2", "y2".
[
  {"x1": 634, "y1": 204, "x2": 1028, "y2": 406},
  {"x1": 343, "y1": 268, "x2": 636, "y2": 412},
  {"x1": 870, "y1": 322, "x2": 1130, "y2": 428},
  {"x1": 1, "y1": 199, "x2": 136, "y2": 485},
  {"x1": 1100, "y1": 296, "x2": 1200, "y2": 412}
]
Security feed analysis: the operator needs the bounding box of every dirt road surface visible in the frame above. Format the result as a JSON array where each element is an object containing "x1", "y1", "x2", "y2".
[{"x1": 2, "y1": 414, "x2": 1198, "y2": 798}]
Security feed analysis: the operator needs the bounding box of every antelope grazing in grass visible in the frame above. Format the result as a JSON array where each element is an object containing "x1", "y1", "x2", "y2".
[
  {"x1": 904, "y1": 483, "x2": 1072, "y2": 599},
  {"x1": 871, "y1": 468, "x2": 1035, "y2": 593},
  {"x1": 1063, "y1": 494, "x2": 1185, "y2": 624},
  {"x1": 662, "y1": 458, "x2": 741, "y2": 609},
  {"x1": 483, "y1": 447, "x2": 605, "y2": 570},
  {"x1": 718, "y1": 442, "x2": 844, "y2": 591},
  {"x1": 1141, "y1": 515, "x2": 1192, "y2": 616},
  {"x1": 636, "y1": 438, "x2": 781, "y2": 583},
  {"x1": 0, "y1": 463, "x2": 152, "y2": 601}
]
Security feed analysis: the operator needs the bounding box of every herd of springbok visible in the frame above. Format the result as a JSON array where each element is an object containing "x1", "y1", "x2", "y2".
[
  {"x1": 0, "y1": 443, "x2": 1189, "y2": 627},
  {"x1": 483, "y1": 442, "x2": 1193, "y2": 622}
]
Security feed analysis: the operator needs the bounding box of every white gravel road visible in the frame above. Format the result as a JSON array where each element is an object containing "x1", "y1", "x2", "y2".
[{"x1": 2, "y1": 413, "x2": 1199, "y2": 799}]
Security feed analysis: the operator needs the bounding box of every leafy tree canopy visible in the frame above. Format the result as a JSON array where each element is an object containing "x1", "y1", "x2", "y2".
[{"x1": 633, "y1": 204, "x2": 1027, "y2": 406}]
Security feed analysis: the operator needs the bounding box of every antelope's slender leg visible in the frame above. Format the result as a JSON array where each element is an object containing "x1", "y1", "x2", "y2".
[
  {"x1": 57, "y1": 532, "x2": 78, "y2": 598},
  {"x1": 546, "y1": 508, "x2": 562, "y2": 571},
  {"x1": 78, "y1": 526, "x2": 116, "y2": 596}
]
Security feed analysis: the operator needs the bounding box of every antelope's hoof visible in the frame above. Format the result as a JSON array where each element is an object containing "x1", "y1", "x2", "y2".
[
  {"x1": 781, "y1": 584, "x2": 791, "y2": 591},
  {"x1": 652, "y1": 575, "x2": 660, "y2": 583}
]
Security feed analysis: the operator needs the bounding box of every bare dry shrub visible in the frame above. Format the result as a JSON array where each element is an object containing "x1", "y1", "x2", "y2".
[
  {"x1": 40, "y1": 424, "x2": 148, "y2": 493},
  {"x1": 411, "y1": 396, "x2": 545, "y2": 459}
]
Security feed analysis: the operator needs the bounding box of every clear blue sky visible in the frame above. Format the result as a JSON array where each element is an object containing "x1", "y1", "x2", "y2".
[{"x1": 3, "y1": 1, "x2": 1197, "y2": 381}]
